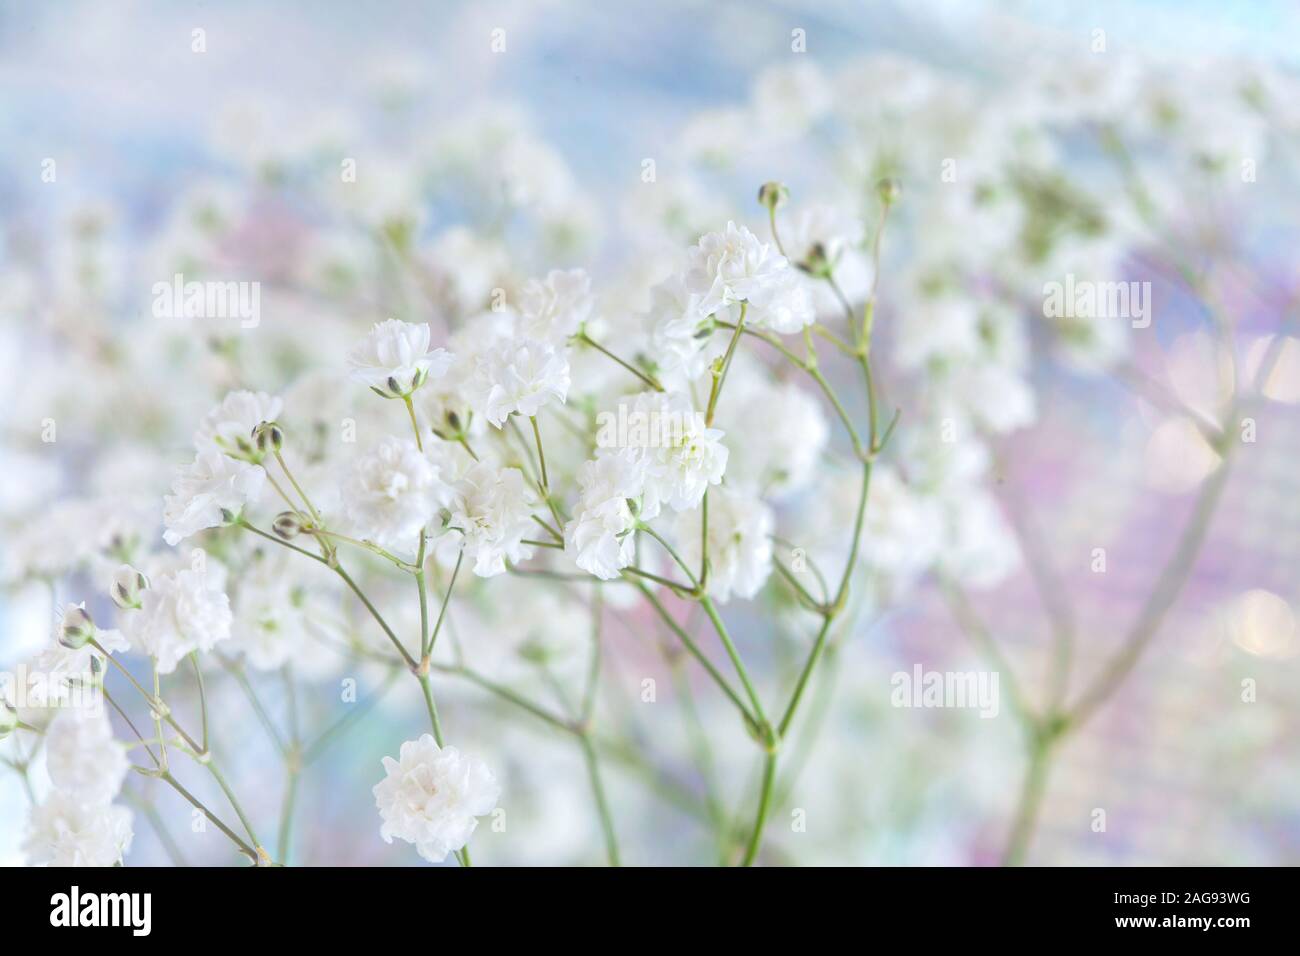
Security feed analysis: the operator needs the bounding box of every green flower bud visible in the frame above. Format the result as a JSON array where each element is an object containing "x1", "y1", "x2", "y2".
[
  {"x1": 254, "y1": 420, "x2": 284, "y2": 454},
  {"x1": 757, "y1": 181, "x2": 790, "y2": 212},
  {"x1": 111, "y1": 564, "x2": 149, "y2": 610},
  {"x1": 272, "y1": 511, "x2": 305, "y2": 540},
  {"x1": 877, "y1": 177, "x2": 901, "y2": 207},
  {"x1": 59, "y1": 605, "x2": 96, "y2": 650}
]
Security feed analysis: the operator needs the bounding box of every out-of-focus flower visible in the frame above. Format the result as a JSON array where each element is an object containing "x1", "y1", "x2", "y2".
[
  {"x1": 565, "y1": 451, "x2": 646, "y2": 580},
  {"x1": 519, "y1": 268, "x2": 594, "y2": 341},
  {"x1": 341, "y1": 436, "x2": 450, "y2": 550},
  {"x1": 194, "y1": 390, "x2": 284, "y2": 460},
  {"x1": 23, "y1": 791, "x2": 133, "y2": 867},
  {"x1": 720, "y1": 364, "x2": 828, "y2": 498},
  {"x1": 120, "y1": 567, "x2": 233, "y2": 674},
  {"x1": 46, "y1": 708, "x2": 128, "y2": 806},
  {"x1": 676, "y1": 485, "x2": 773, "y2": 603},
  {"x1": 644, "y1": 274, "x2": 723, "y2": 382},
  {"x1": 467, "y1": 337, "x2": 571, "y2": 427},
  {"x1": 372, "y1": 735, "x2": 500, "y2": 864},
  {"x1": 109, "y1": 564, "x2": 149, "y2": 610},
  {"x1": 163, "y1": 450, "x2": 266, "y2": 546},
  {"x1": 445, "y1": 461, "x2": 536, "y2": 577},
  {"x1": 348, "y1": 319, "x2": 453, "y2": 399}
]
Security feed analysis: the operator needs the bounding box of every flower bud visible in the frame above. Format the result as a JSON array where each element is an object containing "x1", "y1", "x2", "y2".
[
  {"x1": 254, "y1": 420, "x2": 284, "y2": 454},
  {"x1": 59, "y1": 604, "x2": 96, "y2": 650},
  {"x1": 446, "y1": 410, "x2": 462, "y2": 434},
  {"x1": 273, "y1": 511, "x2": 304, "y2": 540},
  {"x1": 798, "y1": 241, "x2": 834, "y2": 279},
  {"x1": 0, "y1": 701, "x2": 17, "y2": 740},
  {"x1": 757, "y1": 181, "x2": 789, "y2": 212},
  {"x1": 877, "y1": 177, "x2": 901, "y2": 207},
  {"x1": 111, "y1": 564, "x2": 148, "y2": 610}
]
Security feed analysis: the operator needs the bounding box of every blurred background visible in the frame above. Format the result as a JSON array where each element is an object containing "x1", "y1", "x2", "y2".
[{"x1": 2, "y1": 0, "x2": 1298, "y2": 866}]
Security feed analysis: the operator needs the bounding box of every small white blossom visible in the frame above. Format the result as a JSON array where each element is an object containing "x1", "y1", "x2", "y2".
[
  {"x1": 372, "y1": 734, "x2": 500, "y2": 864},
  {"x1": 644, "y1": 274, "x2": 724, "y2": 383},
  {"x1": 120, "y1": 567, "x2": 233, "y2": 673},
  {"x1": 622, "y1": 391, "x2": 728, "y2": 513},
  {"x1": 519, "y1": 268, "x2": 594, "y2": 341},
  {"x1": 564, "y1": 451, "x2": 646, "y2": 581},
  {"x1": 468, "y1": 337, "x2": 571, "y2": 427},
  {"x1": 340, "y1": 436, "x2": 451, "y2": 551},
  {"x1": 23, "y1": 791, "x2": 133, "y2": 867},
  {"x1": 348, "y1": 318, "x2": 453, "y2": 398},
  {"x1": 162, "y1": 450, "x2": 266, "y2": 546},
  {"x1": 445, "y1": 461, "x2": 537, "y2": 577},
  {"x1": 684, "y1": 221, "x2": 815, "y2": 333},
  {"x1": 676, "y1": 486, "x2": 773, "y2": 603},
  {"x1": 46, "y1": 708, "x2": 128, "y2": 806},
  {"x1": 193, "y1": 390, "x2": 283, "y2": 459}
]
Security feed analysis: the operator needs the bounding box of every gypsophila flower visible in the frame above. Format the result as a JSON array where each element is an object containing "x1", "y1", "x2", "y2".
[
  {"x1": 445, "y1": 461, "x2": 537, "y2": 577},
  {"x1": 467, "y1": 336, "x2": 571, "y2": 427},
  {"x1": 23, "y1": 791, "x2": 133, "y2": 867},
  {"x1": 162, "y1": 450, "x2": 266, "y2": 546},
  {"x1": 676, "y1": 486, "x2": 773, "y2": 602},
  {"x1": 372, "y1": 734, "x2": 500, "y2": 864},
  {"x1": 348, "y1": 318, "x2": 454, "y2": 398},
  {"x1": 644, "y1": 274, "x2": 724, "y2": 383},
  {"x1": 120, "y1": 567, "x2": 232, "y2": 674},
  {"x1": 684, "y1": 221, "x2": 816, "y2": 333},
  {"x1": 340, "y1": 436, "x2": 450, "y2": 550},
  {"x1": 564, "y1": 451, "x2": 647, "y2": 580},
  {"x1": 519, "y1": 268, "x2": 594, "y2": 341},
  {"x1": 618, "y1": 391, "x2": 728, "y2": 513},
  {"x1": 193, "y1": 390, "x2": 284, "y2": 460},
  {"x1": 46, "y1": 708, "x2": 128, "y2": 806},
  {"x1": 26, "y1": 609, "x2": 128, "y2": 706}
]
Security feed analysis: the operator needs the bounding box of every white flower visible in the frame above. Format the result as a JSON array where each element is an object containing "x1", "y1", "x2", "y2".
[
  {"x1": 751, "y1": 62, "x2": 833, "y2": 138},
  {"x1": 25, "y1": 607, "x2": 128, "y2": 707},
  {"x1": 564, "y1": 451, "x2": 647, "y2": 580},
  {"x1": 348, "y1": 319, "x2": 453, "y2": 398},
  {"x1": 685, "y1": 221, "x2": 789, "y2": 317},
  {"x1": 468, "y1": 337, "x2": 571, "y2": 427},
  {"x1": 720, "y1": 366, "x2": 828, "y2": 498},
  {"x1": 676, "y1": 486, "x2": 773, "y2": 603},
  {"x1": 46, "y1": 708, "x2": 128, "y2": 805},
  {"x1": 644, "y1": 275, "x2": 724, "y2": 382},
  {"x1": 120, "y1": 567, "x2": 232, "y2": 674},
  {"x1": 162, "y1": 450, "x2": 266, "y2": 546},
  {"x1": 684, "y1": 221, "x2": 815, "y2": 334},
  {"x1": 519, "y1": 268, "x2": 594, "y2": 341},
  {"x1": 193, "y1": 390, "x2": 283, "y2": 459},
  {"x1": 372, "y1": 735, "x2": 500, "y2": 864},
  {"x1": 23, "y1": 791, "x2": 133, "y2": 867},
  {"x1": 617, "y1": 391, "x2": 727, "y2": 513},
  {"x1": 229, "y1": 576, "x2": 302, "y2": 672},
  {"x1": 445, "y1": 461, "x2": 536, "y2": 577},
  {"x1": 341, "y1": 436, "x2": 450, "y2": 550}
]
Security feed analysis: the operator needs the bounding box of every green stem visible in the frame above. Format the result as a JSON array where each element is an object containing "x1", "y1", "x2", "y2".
[
  {"x1": 578, "y1": 331, "x2": 664, "y2": 392},
  {"x1": 740, "y1": 753, "x2": 776, "y2": 866},
  {"x1": 579, "y1": 734, "x2": 620, "y2": 866},
  {"x1": 705, "y1": 302, "x2": 746, "y2": 426}
]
